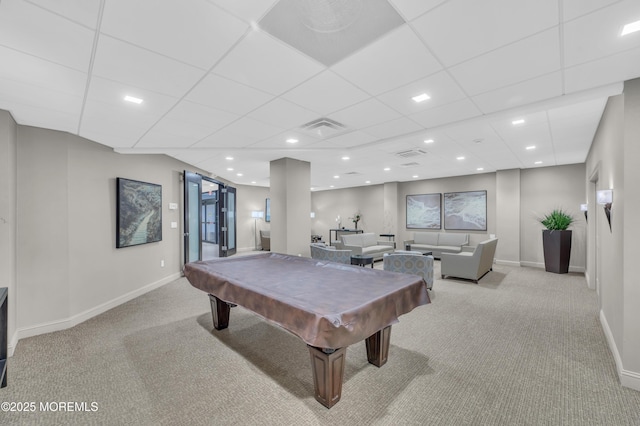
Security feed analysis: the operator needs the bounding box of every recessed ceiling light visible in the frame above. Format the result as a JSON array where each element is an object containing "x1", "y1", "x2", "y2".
[
  {"x1": 330, "y1": 185, "x2": 335, "y2": 188},
  {"x1": 456, "y1": 156, "x2": 465, "y2": 160},
  {"x1": 124, "y1": 95, "x2": 143, "y2": 104},
  {"x1": 535, "y1": 161, "x2": 543, "y2": 165},
  {"x1": 236, "y1": 173, "x2": 243, "y2": 177},
  {"x1": 412, "y1": 93, "x2": 431, "y2": 103},
  {"x1": 333, "y1": 175, "x2": 339, "y2": 179},
  {"x1": 477, "y1": 167, "x2": 484, "y2": 171},
  {"x1": 424, "y1": 139, "x2": 434, "y2": 144},
  {"x1": 365, "y1": 180, "x2": 371, "y2": 184},
  {"x1": 512, "y1": 119, "x2": 525, "y2": 125},
  {"x1": 225, "y1": 156, "x2": 234, "y2": 160},
  {"x1": 383, "y1": 167, "x2": 390, "y2": 171},
  {"x1": 621, "y1": 20, "x2": 640, "y2": 36},
  {"x1": 526, "y1": 145, "x2": 536, "y2": 150},
  {"x1": 342, "y1": 156, "x2": 350, "y2": 160},
  {"x1": 412, "y1": 175, "x2": 419, "y2": 178},
  {"x1": 227, "y1": 167, "x2": 234, "y2": 171},
  {"x1": 286, "y1": 138, "x2": 298, "y2": 144},
  {"x1": 251, "y1": 181, "x2": 256, "y2": 184}
]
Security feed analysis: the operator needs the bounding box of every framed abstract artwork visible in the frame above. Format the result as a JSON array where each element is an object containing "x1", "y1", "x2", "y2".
[
  {"x1": 116, "y1": 177, "x2": 162, "y2": 248},
  {"x1": 444, "y1": 190, "x2": 487, "y2": 231},
  {"x1": 265, "y1": 198, "x2": 271, "y2": 222},
  {"x1": 406, "y1": 193, "x2": 441, "y2": 229}
]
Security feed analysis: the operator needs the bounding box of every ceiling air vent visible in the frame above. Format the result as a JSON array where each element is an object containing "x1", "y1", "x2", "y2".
[
  {"x1": 301, "y1": 117, "x2": 347, "y2": 138},
  {"x1": 395, "y1": 148, "x2": 427, "y2": 158},
  {"x1": 400, "y1": 162, "x2": 420, "y2": 168}
]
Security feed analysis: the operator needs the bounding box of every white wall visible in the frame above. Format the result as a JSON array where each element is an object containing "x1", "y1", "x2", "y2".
[
  {"x1": 586, "y1": 78, "x2": 640, "y2": 390},
  {"x1": 520, "y1": 164, "x2": 587, "y2": 271},
  {"x1": 0, "y1": 111, "x2": 17, "y2": 352},
  {"x1": 14, "y1": 125, "x2": 205, "y2": 343}
]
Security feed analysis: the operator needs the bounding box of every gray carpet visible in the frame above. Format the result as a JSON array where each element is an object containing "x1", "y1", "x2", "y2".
[{"x1": 2, "y1": 262, "x2": 640, "y2": 425}]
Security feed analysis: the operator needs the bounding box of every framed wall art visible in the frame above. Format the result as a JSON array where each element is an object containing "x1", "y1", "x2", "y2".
[
  {"x1": 444, "y1": 190, "x2": 487, "y2": 231},
  {"x1": 406, "y1": 193, "x2": 441, "y2": 229},
  {"x1": 116, "y1": 177, "x2": 162, "y2": 248}
]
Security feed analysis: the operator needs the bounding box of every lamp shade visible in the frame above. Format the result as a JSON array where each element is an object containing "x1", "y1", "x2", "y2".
[
  {"x1": 251, "y1": 210, "x2": 264, "y2": 219},
  {"x1": 596, "y1": 190, "x2": 613, "y2": 204}
]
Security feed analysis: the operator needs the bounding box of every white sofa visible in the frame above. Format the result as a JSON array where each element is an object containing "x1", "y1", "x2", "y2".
[
  {"x1": 441, "y1": 238, "x2": 498, "y2": 283},
  {"x1": 340, "y1": 233, "x2": 394, "y2": 261},
  {"x1": 403, "y1": 232, "x2": 469, "y2": 258}
]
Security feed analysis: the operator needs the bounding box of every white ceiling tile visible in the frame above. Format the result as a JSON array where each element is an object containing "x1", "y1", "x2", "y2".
[
  {"x1": 100, "y1": 0, "x2": 248, "y2": 70},
  {"x1": 409, "y1": 98, "x2": 482, "y2": 128},
  {"x1": 362, "y1": 117, "x2": 423, "y2": 140},
  {"x1": 376, "y1": 71, "x2": 467, "y2": 115},
  {"x1": 317, "y1": 130, "x2": 378, "y2": 149},
  {"x1": 3, "y1": 102, "x2": 80, "y2": 134},
  {"x1": 84, "y1": 76, "x2": 178, "y2": 116},
  {"x1": 136, "y1": 101, "x2": 240, "y2": 148},
  {"x1": 389, "y1": 0, "x2": 447, "y2": 21},
  {"x1": 248, "y1": 98, "x2": 318, "y2": 130},
  {"x1": 0, "y1": 0, "x2": 94, "y2": 71},
  {"x1": 26, "y1": 0, "x2": 102, "y2": 28},
  {"x1": 332, "y1": 26, "x2": 442, "y2": 95},
  {"x1": 0, "y1": 46, "x2": 87, "y2": 98},
  {"x1": 206, "y1": 0, "x2": 279, "y2": 24},
  {"x1": 564, "y1": 0, "x2": 640, "y2": 67},
  {"x1": 562, "y1": 0, "x2": 620, "y2": 22},
  {"x1": 186, "y1": 73, "x2": 273, "y2": 115},
  {"x1": 328, "y1": 98, "x2": 402, "y2": 129},
  {"x1": 412, "y1": 0, "x2": 558, "y2": 67},
  {"x1": 92, "y1": 36, "x2": 205, "y2": 97},
  {"x1": 449, "y1": 28, "x2": 561, "y2": 96},
  {"x1": 212, "y1": 30, "x2": 324, "y2": 95},
  {"x1": 564, "y1": 47, "x2": 640, "y2": 93},
  {"x1": 282, "y1": 70, "x2": 370, "y2": 115},
  {"x1": 193, "y1": 116, "x2": 284, "y2": 148},
  {"x1": 472, "y1": 72, "x2": 563, "y2": 114},
  {"x1": 0, "y1": 77, "x2": 82, "y2": 118},
  {"x1": 248, "y1": 130, "x2": 320, "y2": 149}
]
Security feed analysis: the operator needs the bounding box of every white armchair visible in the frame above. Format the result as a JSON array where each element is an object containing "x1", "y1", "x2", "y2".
[{"x1": 440, "y1": 238, "x2": 498, "y2": 283}]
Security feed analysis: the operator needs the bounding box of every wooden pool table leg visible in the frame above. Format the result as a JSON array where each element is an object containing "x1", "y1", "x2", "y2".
[
  {"x1": 208, "y1": 294, "x2": 230, "y2": 330},
  {"x1": 365, "y1": 325, "x2": 392, "y2": 367},
  {"x1": 307, "y1": 346, "x2": 347, "y2": 409}
]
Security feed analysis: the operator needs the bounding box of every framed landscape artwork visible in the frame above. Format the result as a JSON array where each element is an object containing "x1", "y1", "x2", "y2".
[
  {"x1": 406, "y1": 193, "x2": 441, "y2": 229},
  {"x1": 116, "y1": 177, "x2": 162, "y2": 248},
  {"x1": 444, "y1": 190, "x2": 487, "y2": 231}
]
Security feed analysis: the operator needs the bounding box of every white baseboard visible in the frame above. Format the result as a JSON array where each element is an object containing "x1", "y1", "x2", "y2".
[
  {"x1": 518, "y1": 261, "x2": 585, "y2": 273},
  {"x1": 600, "y1": 309, "x2": 640, "y2": 392},
  {"x1": 495, "y1": 259, "x2": 521, "y2": 267},
  {"x1": 11, "y1": 272, "x2": 181, "y2": 355}
]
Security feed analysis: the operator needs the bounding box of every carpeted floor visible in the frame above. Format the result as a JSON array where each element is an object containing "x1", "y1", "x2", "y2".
[{"x1": 2, "y1": 261, "x2": 639, "y2": 425}]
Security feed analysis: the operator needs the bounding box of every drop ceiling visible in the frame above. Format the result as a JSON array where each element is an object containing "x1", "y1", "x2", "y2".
[{"x1": 1, "y1": 0, "x2": 639, "y2": 190}]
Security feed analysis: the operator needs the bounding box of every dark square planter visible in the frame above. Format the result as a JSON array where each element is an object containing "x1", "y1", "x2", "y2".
[{"x1": 542, "y1": 230, "x2": 572, "y2": 274}]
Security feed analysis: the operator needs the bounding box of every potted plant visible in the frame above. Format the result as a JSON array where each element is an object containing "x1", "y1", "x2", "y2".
[
  {"x1": 350, "y1": 213, "x2": 361, "y2": 230},
  {"x1": 539, "y1": 209, "x2": 574, "y2": 274}
]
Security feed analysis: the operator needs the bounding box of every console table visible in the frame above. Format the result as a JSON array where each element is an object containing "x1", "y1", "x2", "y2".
[
  {"x1": 329, "y1": 228, "x2": 363, "y2": 246},
  {"x1": 0, "y1": 287, "x2": 7, "y2": 388}
]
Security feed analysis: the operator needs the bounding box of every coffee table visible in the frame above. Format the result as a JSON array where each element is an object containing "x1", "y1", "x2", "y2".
[{"x1": 350, "y1": 254, "x2": 374, "y2": 267}]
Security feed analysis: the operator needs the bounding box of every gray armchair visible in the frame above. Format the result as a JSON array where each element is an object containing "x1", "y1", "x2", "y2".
[
  {"x1": 441, "y1": 238, "x2": 498, "y2": 283},
  {"x1": 383, "y1": 252, "x2": 434, "y2": 290},
  {"x1": 309, "y1": 243, "x2": 351, "y2": 264},
  {"x1": 259, "y1": 230, "x2": 270, "y2": 251}
]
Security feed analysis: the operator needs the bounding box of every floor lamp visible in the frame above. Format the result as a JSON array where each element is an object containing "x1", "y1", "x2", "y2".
[{"x1": 251, "y1": 210, "x2": 264, "y2": 250}]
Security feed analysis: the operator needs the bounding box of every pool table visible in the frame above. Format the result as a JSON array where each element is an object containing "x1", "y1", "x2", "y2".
[{"x1": 184, "y1": 252, "x2": 430, "y2": 408}]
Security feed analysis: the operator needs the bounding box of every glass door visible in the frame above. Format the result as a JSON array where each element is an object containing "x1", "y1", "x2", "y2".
[
  {"x1": 183, "y1": 171, "x2": 202, "y2": 264},
  {"x1": 183, "y1": 171, "x2": 236, "y2": 263}
]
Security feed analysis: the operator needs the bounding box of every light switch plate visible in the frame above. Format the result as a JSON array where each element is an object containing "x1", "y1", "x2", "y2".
[{"x1": 169, "y1": 202, "x2": 178, "y2": 210}]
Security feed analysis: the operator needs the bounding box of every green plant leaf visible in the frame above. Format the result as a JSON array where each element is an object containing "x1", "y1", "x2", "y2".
[{"x1": 539, "y1": 209, "x2": 574, "y2": 230}]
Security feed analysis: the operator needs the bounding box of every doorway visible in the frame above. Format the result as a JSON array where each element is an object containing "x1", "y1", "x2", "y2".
[{"x1": 183, "y1": 171, "x2": 236, "y2": 264}]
